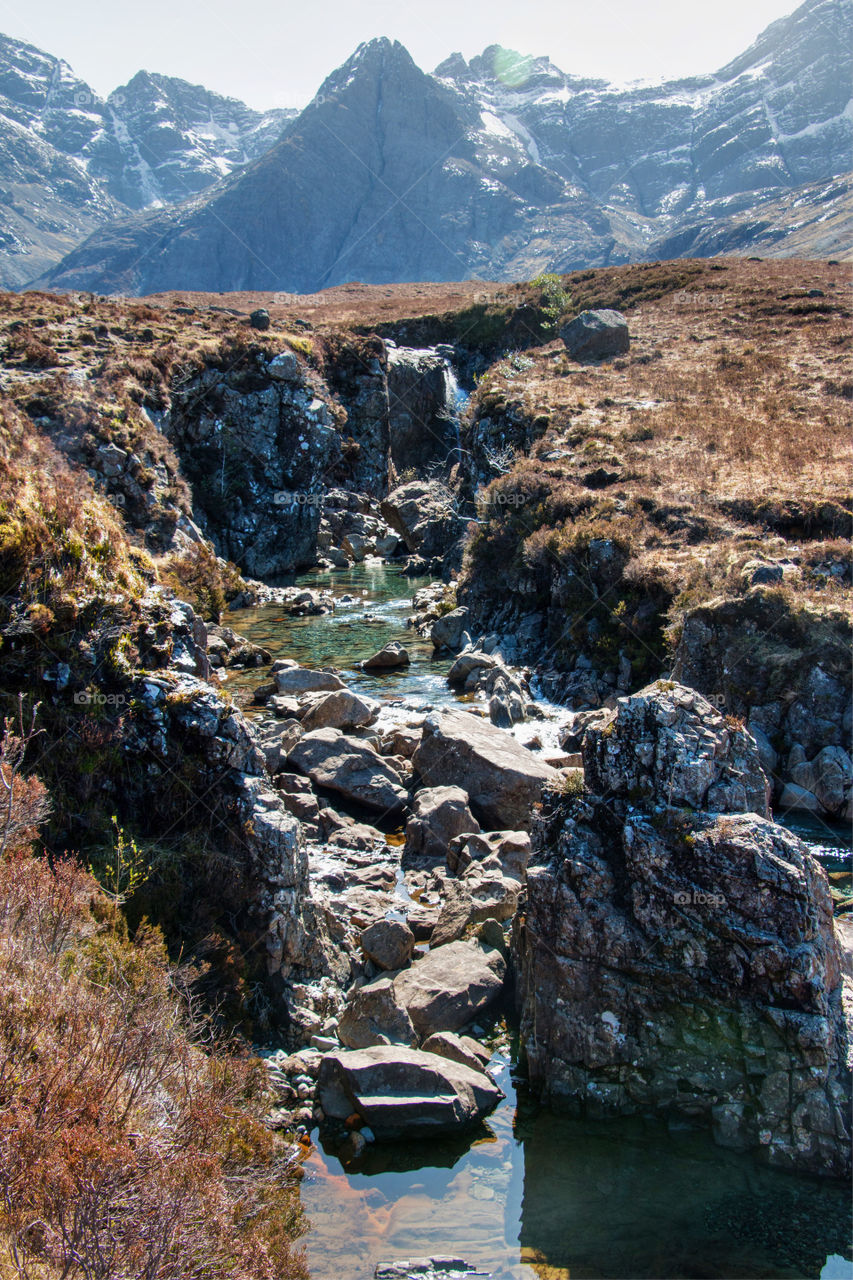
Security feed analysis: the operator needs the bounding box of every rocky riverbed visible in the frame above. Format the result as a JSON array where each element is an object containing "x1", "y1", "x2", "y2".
[{"x1": 208, "y1": 563, "x2": 853, "y2": 1279}]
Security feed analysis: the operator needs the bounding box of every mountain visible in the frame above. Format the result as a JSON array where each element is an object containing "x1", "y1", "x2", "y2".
[
  {"x1": 0, "y1": 33, "x2": 295, "y2": 286},
  {"x1": 7, "y1": 0, "x2": 853, "y2": 294}
]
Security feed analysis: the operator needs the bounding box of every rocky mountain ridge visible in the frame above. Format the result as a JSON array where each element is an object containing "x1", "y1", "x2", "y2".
[
  {"x1": 0, "y1": 32, "x2": 294, "y2": 286},
  {"x1": 1, "y1": 0, "x2": 850, "y2": 292}
]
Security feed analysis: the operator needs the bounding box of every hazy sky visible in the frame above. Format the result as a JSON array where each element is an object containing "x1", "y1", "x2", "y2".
[{"x1": 1, "y1": 0, "x2": 801, "y2": 109}]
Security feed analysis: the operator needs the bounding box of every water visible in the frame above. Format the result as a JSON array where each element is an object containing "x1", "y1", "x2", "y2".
[
  {"x1": 300, "y1": 1041, "x2": 852, "y2": 1279},
  {"x1": 225, "y1": 566, "x2": 853, "y2": 1280}
]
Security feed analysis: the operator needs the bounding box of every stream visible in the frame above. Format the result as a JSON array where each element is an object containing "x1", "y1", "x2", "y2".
[{"x1": 224, "y1": 564, "x2": 853, "y2": 1280}]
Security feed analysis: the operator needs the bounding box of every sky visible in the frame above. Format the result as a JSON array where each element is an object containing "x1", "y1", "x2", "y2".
[{"x1": 0, "y1": 0, "x2": 801, "y2": 109}]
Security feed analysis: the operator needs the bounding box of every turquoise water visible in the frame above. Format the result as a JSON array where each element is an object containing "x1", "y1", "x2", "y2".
[{"x1": 226, "y1": 566, "x2": 853, "y2": 1280}]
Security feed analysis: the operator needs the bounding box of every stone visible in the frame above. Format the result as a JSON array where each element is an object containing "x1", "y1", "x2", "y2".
[
  {"x1": 430, "y1": 881, "x2": 475, "y2": 947},
  {"x1": 790, "y1": 745, "x2": 852, "y2": 816},
  {"x1": 515, "y1": 791, "x2": 851, "y2": 1177},
  {"x1": 317, "y1": 1045, "x2": 503, "y2": 1138},
  {"x1": 300, "y1": 688, "x2": 380, "y2": 732},
  {"x1": 381, "y1": 481, "x2": 460, "y2": 558},
  {"x1": 448, "y1": 829, "x2": 531, "y2": 880},
  {"x1": 583, "y1": 681, "x2": 770, "y2": 816},
  {"x1": 778, "y1": 782, "x2": 822, "y2": 814},
  {"x1": 268, "y1": 350, "x2": 302, "y2": 381},
  {"x1": 560, "y1": 309, "x2": 629, "y2": 360},
  {"x1": 288, "y1": 729, "x2": 408, "y2": 813},
  {"x1": 413, "y1": 709, "x2": 559, "y2": 830},
  {"x1": 362, "y1": 641, "x2": 410, "y2": 670},
  {"x1": 446, "y1": 651, "x2": 496, "y2": 686},
  {"x1": 459, "y1": 863, "x2": 520, "y2": 924},
  {"x1": 404, "y1": 786, "x2": 480, "y2": 860},
  {"x1": 392, "y1": 939, "x2": 506, "y2": 1038},
  {"x1": 360, "y1": 919, "x2": 415, "y2": 971},
  {"x1": 421, "y1": 1031, "x2": 492, "y2": 1074},
  {"x1": 430, "y1": 607, "x2": 471, "y2": 651},
  {"x1": 274, "y1": 667, "x2": 345, "y2": 695},
  {"x1": 249, "y1": 307, "x2": 271, "y2": 330},
  {"x1": 337, "y1": 978, "x2": 418, "y2": 1050}
]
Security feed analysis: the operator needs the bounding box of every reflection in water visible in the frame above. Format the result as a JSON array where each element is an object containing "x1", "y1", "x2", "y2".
[
  {"x1": 225, "y1": 565, "x2": 853, "y2": 1280},
  {"x1": 300, "y1": 1052, "x2": 852, "y2": 1280}
]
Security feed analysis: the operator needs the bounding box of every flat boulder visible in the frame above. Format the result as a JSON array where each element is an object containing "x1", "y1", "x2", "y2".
[
  {"x1": 560, "y1": 308, "x2": 629, "y2": 360},
  {"x1": 392, "y1": 939, "x2": 505, "y2": 1037},
  {"x1": 413, "y1": 708, "x2": 558, "y2": 830},
  {"x1": 317, "y1": 1045, "x2": 503, "y2": 1137},
  {"x1": 289, "y1": 728, "x2": 408, "y2": 813},
  {"x1": 421, "y1": 1031, "x2": 492, "y2": 1075},
  {"x1": 274, "y1": 666, "x2": 345, "y2": 695}
]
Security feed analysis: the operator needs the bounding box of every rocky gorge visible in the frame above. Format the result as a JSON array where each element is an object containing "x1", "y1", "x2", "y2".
[{"x1": 0, "y1": 257, "x2": 850, "y2": 1277}]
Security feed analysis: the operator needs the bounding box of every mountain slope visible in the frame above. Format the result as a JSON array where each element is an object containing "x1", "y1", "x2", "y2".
[{"x1": 0, "y1": 34, "x2": 295, "y2": 285}]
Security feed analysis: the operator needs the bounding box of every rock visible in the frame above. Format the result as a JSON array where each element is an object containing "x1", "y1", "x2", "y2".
[
  {"x1": 557, "y1": 707, "x2": 613, "y2": 752},
  {"x1": 268, "y1": 350, "x2": 302, "y2": 381},
  {"x1": 405, "y1": 786, "x2": 480, "y2": 860},
  {"x1": 446, "y1": 651, "x2": 496, "y2": 686},
  {"x1": 289, "y1": 729, "x2": 408, "y2": 813},
  {"x1": 447, "y1": 829, "x2": 532, "y2": 880},
  {"x1": 421, "y1": 1031, "x2": 491, "y2": 1074},
  {"x1": 337, "y1": 978, "x2": 418, "y2": 1050},
  {"x1": 778, "y1": 782, "x2": 823, "y2": 814},
  {"x1": 300, "y1": 688, "x2": 380, "y2": 731},
  {"x1": 790, "y1": 745, "x2": 852, "y2": 816},
  {"x1": 413, "y1": 709, "x2": 559, "y2": 830},
  {"x1": 374, "y1": 1260, "x2": 487, "y2": 1280},
  {"x1": 381, "y1": 481, "x2": 460, "y2": 558},
  {"x1": 381, "y1": 726, "x2": 422, "y2": 759},
  {"x1": 317, "y1": 1045, "x2": 503, "y2": 1138},
  {"x1": 515, "y1": 792, "x2": 851, "y2": 1178},
  {"x1": 392, "y1": 939, "x2": 505, "y2": 1037},
  {"x1": 360, "y1": 919, "x2": 415, "y2": 971},
  {"x1": 431, "y1": 607, "x2": 471, "y2": 651},
  {"x1": 560, "y1": 308, "x2": 629, "y2": 360},
  {"x1": 430, "y1": 881, "x2": 475, "y2": 947},
  {"x1": 583, "y1": 681, "x2": 770, "y2": 816},
  {"x1": 249, "y1": 308, "x2": 271, "y2": 330},
  {"x1": 274, "y1": 666, "x2": 345, "y2": 695},
  {"x1": 362, "y1": 641, "x2": 410, "y2": 670},
  {"x1": 459, "y1": 863, "x2": 520, "y2": 924}
]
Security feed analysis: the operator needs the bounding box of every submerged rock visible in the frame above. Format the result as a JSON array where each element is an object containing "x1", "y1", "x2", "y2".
[
  {"x1": 413, "y1": 708, "x2": 558, "y2": 830},
  {"x1": 317, "y1": 1045, "x2": 503, "y2": 1137}
]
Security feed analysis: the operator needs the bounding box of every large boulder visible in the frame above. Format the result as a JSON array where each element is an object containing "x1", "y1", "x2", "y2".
[
  {"x1": 381, "y1": 481, "x2": 460, "y2": 557},
  {"x1": 404, "y1": 785, "x2": 480, "y2": 860},
  {"x1": 317, "y1": 1045, "x2": 503, "y2": 1137},
  {"x1": 583, "y1": 681, "x2": 770, "y2": 816},
  {"x1": 560, "y1": 309, "x2": 629, "y2": 360},
  {"x1": 430, "y1": 607, "x2": 471, "y2": 652},
  {"x1": 386, "y1": 347, "x2": 459, "y2": 475},
  {"x1": 288, "y1": 728, "x2": 407, "y2": 813},
  {"x1": 300, "y1": 688, "x2": 379, "y2": 731},
  {"x1": 337, "y1": 978, "x2": 418, "y2": 1050},
  {"x1": 274, "y1": 666, "x2": 345, "y2": 695},
  {"x1": 392, "y1": 939, "x2": 505, "y2": 1037},
  {"x1": 413, "y1": 709, "x2": 559, "y2": 830},
  {"x1": 515, "y1": 798, "x2": 851, "y2": 1177}
]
